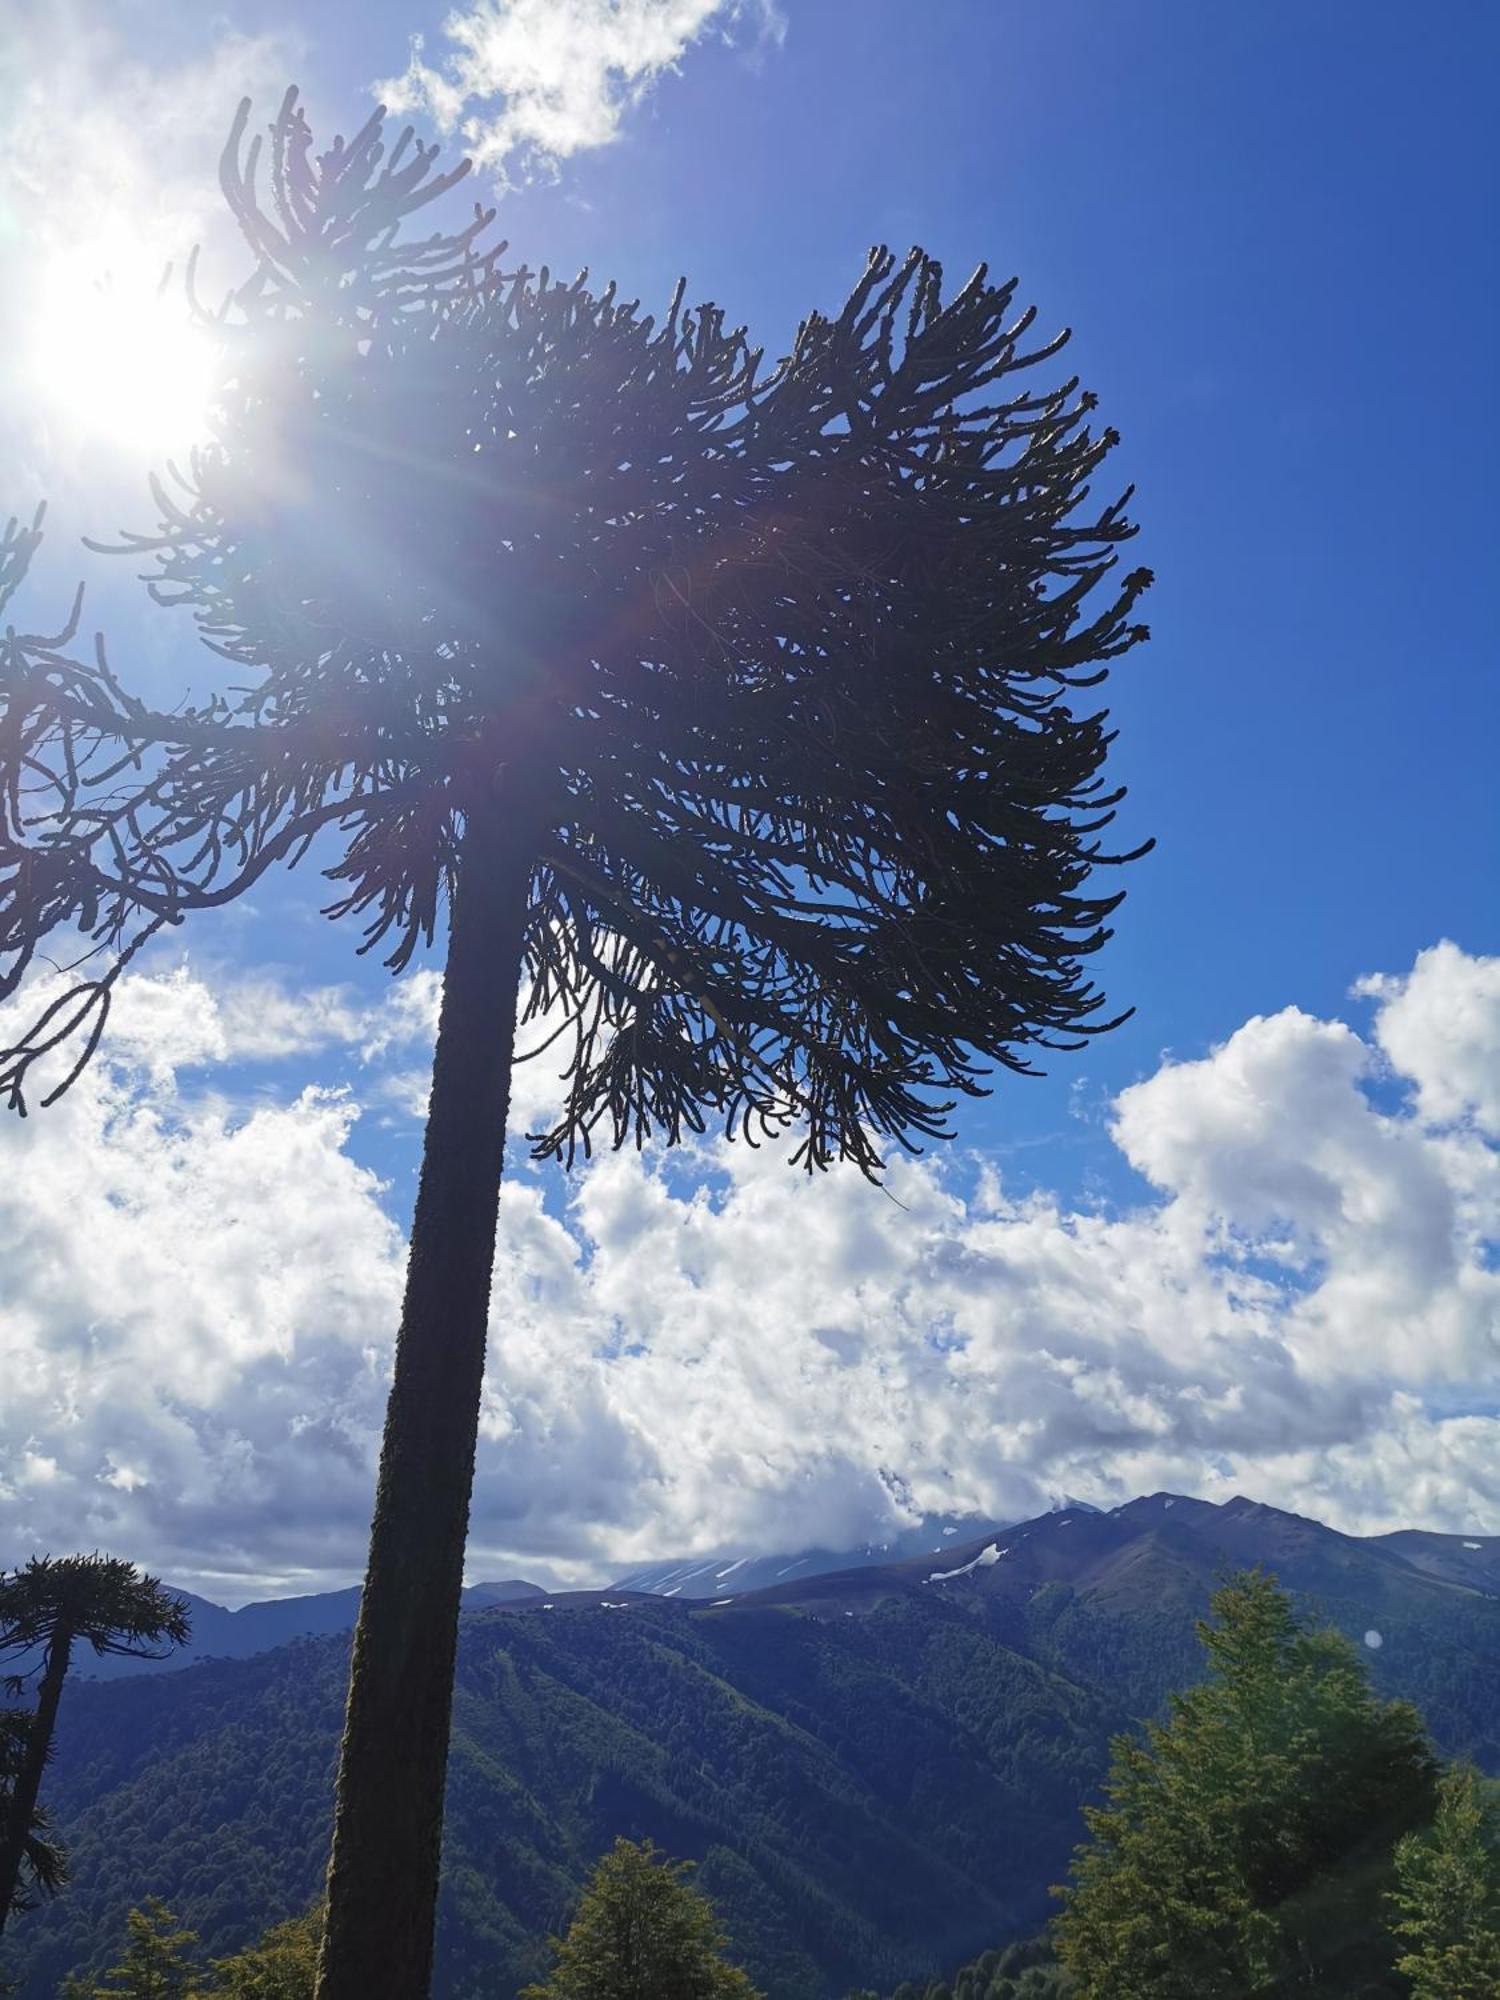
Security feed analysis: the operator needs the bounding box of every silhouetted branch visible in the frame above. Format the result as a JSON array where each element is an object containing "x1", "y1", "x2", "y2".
[{"x1": 3, "y1": 94, "x2": 1151, "y2": 1176}]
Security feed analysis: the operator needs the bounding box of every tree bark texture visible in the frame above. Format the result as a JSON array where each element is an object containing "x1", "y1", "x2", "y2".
[
  {"x1": 316, "y1": 794, "x2": 532, "y2": 1999},
  {"x1": 0, "y1": 1624, "x2": 72, "y2": 1936}
]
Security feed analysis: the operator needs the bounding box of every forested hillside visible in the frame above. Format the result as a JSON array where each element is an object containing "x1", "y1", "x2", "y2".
[
  {"x1": 9, "y1": 1597, "x2": 1112, "y2": 1997},
  {"x1": 8, "y1": 1495, "x2": 1500, "y2": 1998}
]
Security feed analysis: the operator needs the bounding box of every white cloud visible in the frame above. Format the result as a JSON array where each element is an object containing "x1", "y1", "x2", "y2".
[
  {"x1": 376, "y1": 0, "x2": 784, "y2": 181},
  {"x1": 1111, "y1": 1000, "x2": 1495, "y2": 1383},
  {"x1": 0, "y1": 942, "x2": 1497, "y2": 1598},
  {"x1": 150, "y1": 961, "x2": 439, "y2": 1069},
  {"x1": 0, "y1": 1056, "x2": 404, "y2": 1592},
  {"x1": 1, "y1": 960, "x2": 440, "y2": 1100},
  {"x1": 1355, "y1": 939, "x2": 1500, "y2": 1136}
]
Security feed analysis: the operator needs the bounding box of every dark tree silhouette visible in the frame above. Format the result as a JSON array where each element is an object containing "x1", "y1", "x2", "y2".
[
  {"x1": 0, "y1": 1557, "x2": 189, "y2": 1934},
  {"x1": 0, "y1": 1709, "x2": 68, "y2": 1919},
  {"x1": 0, "y1": 92, "x2": 1151, "y2": 1998}
]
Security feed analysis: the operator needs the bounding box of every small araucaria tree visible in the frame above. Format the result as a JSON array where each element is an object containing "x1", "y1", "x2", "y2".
[
  {"x1": 0, "y1": 1709, "x2": 68, "y2": 1922},
  {"x1": 0, "y1": 1558, "x2": 189, "y2": 1934},
  {"x1": 0, "y1": 92, "x2": 1151, "y2": 1998}
]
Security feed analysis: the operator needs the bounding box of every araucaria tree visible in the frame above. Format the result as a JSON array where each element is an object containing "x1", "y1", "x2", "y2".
[
  {"x1": 0, "y1": 1709, "x2": 68, "y2": 1921},
  {"x1": 0, "y1": 92, "x2": 1151, "y2": 1998},
  {"x1": 0, "y1": 1557, "x2": 189, "y2": 1934}
]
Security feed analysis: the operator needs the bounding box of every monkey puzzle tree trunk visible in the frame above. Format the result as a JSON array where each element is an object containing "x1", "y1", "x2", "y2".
[
  {"x1": 317, "y1": 786, "x2": 534, "y2": 2000},
  {"x1": 0, "y1": 1621, "x2": 73, "y2": 1936}
]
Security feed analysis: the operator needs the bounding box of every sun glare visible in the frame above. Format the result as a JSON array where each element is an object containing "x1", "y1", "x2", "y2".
[{"x1": 29, "y1": 242, "x2": 218, "y2": 462}]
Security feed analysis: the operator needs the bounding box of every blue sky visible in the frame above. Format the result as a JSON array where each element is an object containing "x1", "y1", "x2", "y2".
[{"x1": 0, "y1": 1, "x2": 1495, "y2": 1597}]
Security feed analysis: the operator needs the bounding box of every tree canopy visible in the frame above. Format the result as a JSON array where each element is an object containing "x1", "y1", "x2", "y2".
[
  {"x1": 855, "y1": 1936, "x2": 1074, "y2": 1999},
  {"x1": 89, "y1": 1898, "x2": 200, "y2": 2000},
  {"x1": 0, "y1": 1559, "x2": 189, "y2": 1672},
  {"x1": 1052, "y1": 1569, "x2": 1438, "y2": 1997},
  {"x1": 1390, "y1": 1763, "x2": 1500, "y2": 1999},
  {"x1": 520, "y1": 1837, "x2": 761, "y2": 2000},
  {"x1": 0, "y1": 88, "x2": 1151, "y2": 1175},
  {"x1": 0, "y1": 1559, "x2": 187, "y2": 1936},
  {"x1": 204, "y1": 1907, "x2": 320, "y2": 2000},
  {"x1": 59, "y1": 1901, "x2": 321, "y2": 1999}
]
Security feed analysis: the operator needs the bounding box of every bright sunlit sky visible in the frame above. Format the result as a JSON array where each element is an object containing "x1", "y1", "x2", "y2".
[{"x1": 1, "y1": 1, "x2": 1496, "y2": 1600}]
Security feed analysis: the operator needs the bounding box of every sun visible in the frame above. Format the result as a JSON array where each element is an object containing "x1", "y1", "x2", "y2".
[{"x1": 28, "y1": 241, "x2": 218, "y2": 462}]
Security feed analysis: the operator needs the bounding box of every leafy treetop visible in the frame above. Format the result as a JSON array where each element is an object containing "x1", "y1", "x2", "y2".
[
  {"x1": 1390, "y1": 1762, "x2": 1500, "y2": 2000},
  {"x1": 1052, "y1": 1568, "x2": 1438, "y2": 1998},
  {"x1": 520, "y1": 1835, "x2": 762, "y2": 2000},
  {"x1": 89, "y1": 1897, "x2": 200, "y2": 2000}
]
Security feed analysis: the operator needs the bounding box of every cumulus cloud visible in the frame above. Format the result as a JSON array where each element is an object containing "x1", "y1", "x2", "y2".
[
  {"x1": 0, "y1": 1062, "x2": 404, "y2": 1595},
  {"x1": 0, "y1": 943, "x2": 1497, "y2": 1598},
  {"x1": 1355, "y1": 939, "x2": 1500, "y2": 1135},
  {"x1": 0, "y1": 958, "x2": 439, "y2": 1594},
  {"x1": 375, "y1": 0, "x2": 784, "y2": 181},
  {"x1": 3, "y1": 961, "x2": 441, "y2": 1099}
]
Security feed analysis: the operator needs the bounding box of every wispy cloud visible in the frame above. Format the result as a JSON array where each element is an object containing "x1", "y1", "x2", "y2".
[{"x1": 375, "y1": 0, "x2": 784, "y2": 182}]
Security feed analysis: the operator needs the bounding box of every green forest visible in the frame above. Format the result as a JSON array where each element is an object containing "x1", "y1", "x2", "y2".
[{"x1": 15, "y1": 1570, "x2": 1500, "y2": 1998}]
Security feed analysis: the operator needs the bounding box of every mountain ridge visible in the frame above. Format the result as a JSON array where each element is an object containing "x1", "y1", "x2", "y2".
[
  {"x1": 27, "y1": 1488, "x2": 1500, "y2": 1683},
  {"x1": 37, "y1": 1577, "x2": 547, "y2": 1681},
  {"x1": 5, "y1": 1487, "x2": 1499, "y2": 1998},
  {"x1": 605, "y1": 1509, "x2": 1015, "y2": 1601}
]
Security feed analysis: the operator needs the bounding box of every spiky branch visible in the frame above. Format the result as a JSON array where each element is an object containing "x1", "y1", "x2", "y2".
[{"x1": 2, "y1": 89, "x2": 1149, "y2": 1175}]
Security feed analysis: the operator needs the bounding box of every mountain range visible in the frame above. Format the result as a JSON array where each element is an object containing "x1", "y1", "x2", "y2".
[
  {"x1": 59, "y1": 1509, "x2": 1065, "y2": 1680},
  {"x1": 5, "y1": 1491, "x2": 1498, "y2": 1998},
  {"x1": 607, "y1": 1509, "x2": 1018, "y2": 1601},
  {"x1": 58, "y1": 1577, "x2": 546, "y2": 1682}
]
